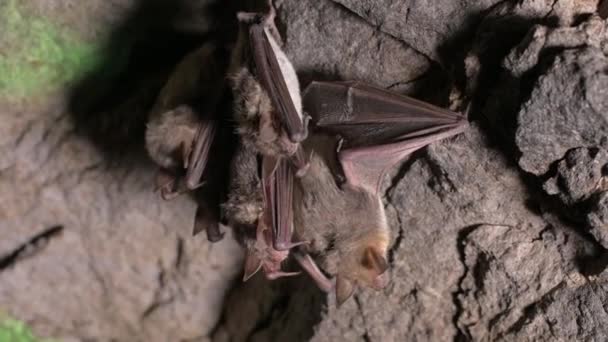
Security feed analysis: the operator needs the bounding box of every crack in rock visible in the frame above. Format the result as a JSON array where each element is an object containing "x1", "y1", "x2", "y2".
[{"x1": 0, "y1": 225, "x2": 63, "y2": 271}]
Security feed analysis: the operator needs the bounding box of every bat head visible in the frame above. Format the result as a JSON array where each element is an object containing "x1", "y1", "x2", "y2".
[{"x1": 335, "y1": 187, "x2": 391, "y2": 305}]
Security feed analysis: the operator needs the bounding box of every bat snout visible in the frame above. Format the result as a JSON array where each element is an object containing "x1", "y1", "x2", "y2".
[{"x1": 371, "y1": 271, "x2": 390, "y2": 290}]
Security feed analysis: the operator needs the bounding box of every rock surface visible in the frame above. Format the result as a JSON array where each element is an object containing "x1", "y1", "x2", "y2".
[{"x1": 2, "y1": 0, "x2": 608, "y2": 341}]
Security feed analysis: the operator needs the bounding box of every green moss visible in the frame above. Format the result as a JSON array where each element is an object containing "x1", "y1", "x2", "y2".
[
  {"x1": 0, "y1": 315, "x2": 56, "y2": 342},
  {"x1": 0, "y1": 0, "x2": 102, "y2": 98}
]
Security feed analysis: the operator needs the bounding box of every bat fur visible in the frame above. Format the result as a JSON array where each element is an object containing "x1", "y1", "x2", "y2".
[
  {"x1": 228, "y1": 4, "x2": 304, "y2": 159},
  {"x1": 294, "y1": 134, "x2": 390, "y2": 303}
]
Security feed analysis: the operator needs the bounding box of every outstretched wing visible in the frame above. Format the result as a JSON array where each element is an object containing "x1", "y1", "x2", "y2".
[{"x1": 303, "y1": 81, "x2": 468, "y2": 195}]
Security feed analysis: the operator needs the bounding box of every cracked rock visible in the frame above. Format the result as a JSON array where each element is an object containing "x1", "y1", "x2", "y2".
[
  {"x1": 587, "y1": 191, "x2": 608, "y2": 248},
  {"x1": 279, "y1": 0, "x2": 431, "y2": 91},
  {"x1": 511, "y1": 16, "x2": 608, "y2": 176},
  {"x1": 543, "y1": 147, "x2": 608, "y2": 205},
  {"x1": 515, "y1": 46, "x2": 608, "y2": 176}
]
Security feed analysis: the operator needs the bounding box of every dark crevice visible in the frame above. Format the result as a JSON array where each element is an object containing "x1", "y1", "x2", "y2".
[
  {"x1": 451, "y1": 224, "x2": 481, "y2": 342},
  {"x1": 353, "y1": 295, "x2": 372, "y2": 342},
  {"x1": 0, "y1": 225, "x2": 64, "y2": 271},
  {"x1": 387, "y1": 204, "x2": 404, "y2": 267},
  {"x1": 175, "y1": 237, "x2": 185, "y2": 270},
  {"x1": 384, "y1": 149, "x2": 425, "y2": 198}
]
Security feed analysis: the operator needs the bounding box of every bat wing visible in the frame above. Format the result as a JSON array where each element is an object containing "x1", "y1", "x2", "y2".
[
  {"x1": 248, "y1": 23, "x2": 306, "y2": 142},
  {"x1": 303, "y1": 81, "x2": 468, "y2": 195},
  {"x1": 261, "y1": 156, "x2": 298, "y2": 251}
]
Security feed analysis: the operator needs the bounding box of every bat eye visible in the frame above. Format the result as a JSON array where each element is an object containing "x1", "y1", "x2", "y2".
[{"x1": 361, "y1": 247, "x2": 388, "y2": 274}]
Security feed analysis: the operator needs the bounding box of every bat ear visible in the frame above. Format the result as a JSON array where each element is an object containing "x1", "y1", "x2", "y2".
[
  {"x1": 336, "y1": 275, "x2": 355, "y2": 306},
  {"x1": 361, "y1": 247, "x2": 389, "y2": 276},
  {"x1": 243, "y1": 251, "x2": 263, "y2": 281}
]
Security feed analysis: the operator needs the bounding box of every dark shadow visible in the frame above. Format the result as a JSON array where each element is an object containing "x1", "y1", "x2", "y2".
[
  {"x1": 211, "y1": 264, "x2": 326, "y2": 342},
  {"x1": 68, "y1": 0, "x2": 240, "y2": 164}
]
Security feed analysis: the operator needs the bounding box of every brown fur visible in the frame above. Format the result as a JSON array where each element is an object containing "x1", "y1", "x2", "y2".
[
  {"x1": 146, "y1": 105, "x2": 199, "y2": 169},
  {"x1": 222, "y1": 140, "x2": 263, "y2": 226},
  {"x1": 294, "y1": 133, "x2": 390, "y2": 292},
  {"x1": 229, "y1": 68, "x2": 298, "y2": 157},
  {"x1": 145, "y1": 43, "x2": 225, "y2": 170}
]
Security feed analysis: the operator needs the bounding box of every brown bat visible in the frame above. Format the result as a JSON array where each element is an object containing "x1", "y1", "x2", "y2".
[
  {"x1": 145, "y1": 43, "x2": 226, "y2": 198},
  {"x1": 294, "y1": 81, "x2": 469, "y2": 304},
  {"x1": 145, "y1": 42, "x2": 229, "y2": 241},
  {"x1": 223, "y1": 0, "x2": 312, "y2": 281}
]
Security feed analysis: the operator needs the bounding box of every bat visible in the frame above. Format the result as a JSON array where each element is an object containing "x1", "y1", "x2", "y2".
[
  {"x1": 145, "y1": 42, "x2": 230, "y2": 241},
  {"x1": 224, "y1": 0, "x2": 311, "y2": 281},
  {"x1": 145, "y1": 43, "x2": 226, "y2": 199},
  {"x1": 295, "y1": 81, "x2": 468, "y2": 304}
]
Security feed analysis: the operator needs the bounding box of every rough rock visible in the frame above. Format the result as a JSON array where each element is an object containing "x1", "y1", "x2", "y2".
[
  {"x1": 587, "y1": 191, "x2": 608, "y2": 248},
  {"x1": 514, "y1": 22, "x2": 608, "y2": 176},
  {"x1": 279, "y1": 0, "x2": 431, "y2": 92},
  {"x1": 331, "y1": 0, "x2": 504, "y2": 62},
  {"x1": 543, "y1": 147, "x2": 608, "y2": 205},
  {"x1": 0, "y1": 0, "x2": 243, "y2": 341},
  {"x1": 4, "y1": 0, "x2": 608, "y2": 341},
  {"x1": 0, "y1": 98, "x2": 243, "y2": 341}
]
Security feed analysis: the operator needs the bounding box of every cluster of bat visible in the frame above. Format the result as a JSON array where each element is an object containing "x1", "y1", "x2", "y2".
[{"x1": 144, "y1": 2, "x2": 468, "y2": 305}]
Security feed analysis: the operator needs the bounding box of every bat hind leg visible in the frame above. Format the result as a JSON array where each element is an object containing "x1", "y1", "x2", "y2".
[{"x1": 294, "y1": 252, "x2": 333, "y2": 292}]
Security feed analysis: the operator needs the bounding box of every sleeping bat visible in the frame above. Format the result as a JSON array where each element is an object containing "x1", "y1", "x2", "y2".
[
  {"x1": 145, "y1": 42, "x2": 230, "y2": 241},
  {"x1": 294, "y1": 81, "x2": 469, "y2": 304},
  {"x1": 223, "y1": 0, "x2": 313, "y2": 281}
]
